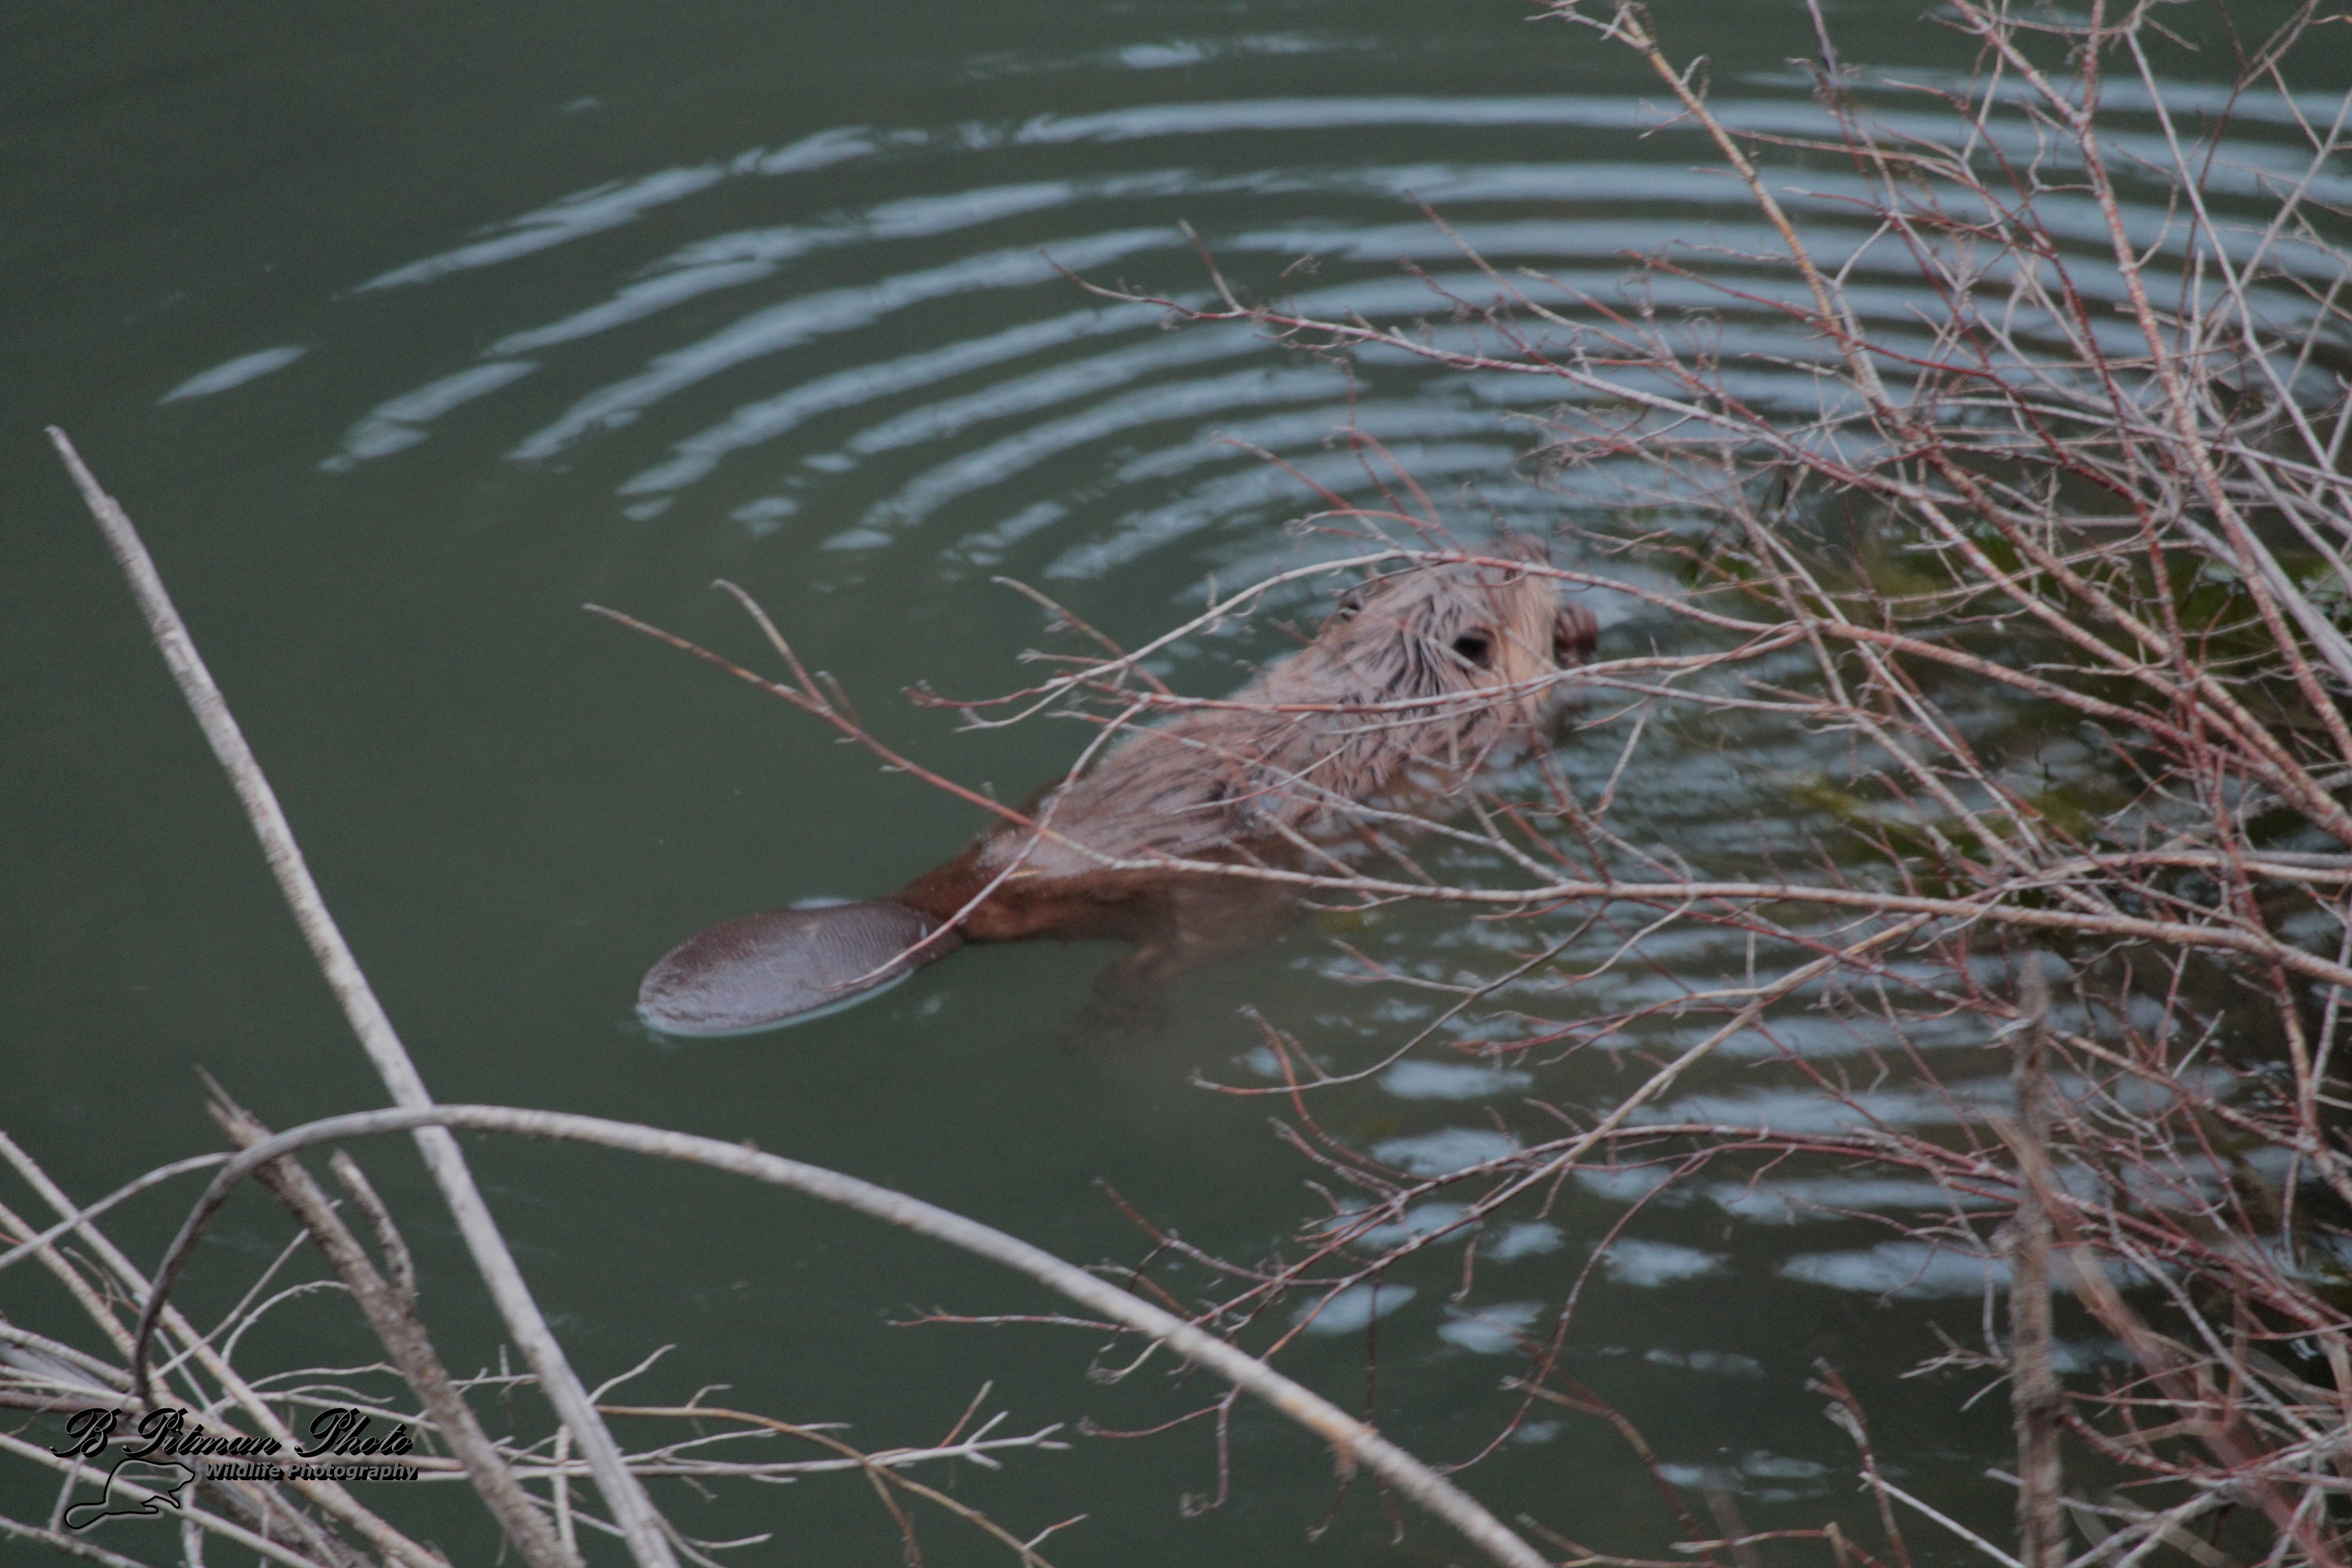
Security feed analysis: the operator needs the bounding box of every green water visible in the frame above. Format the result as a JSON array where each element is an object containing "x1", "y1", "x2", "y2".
[{"x1": 5, "y1": 2, "x2": 2333, "y2": 1563}]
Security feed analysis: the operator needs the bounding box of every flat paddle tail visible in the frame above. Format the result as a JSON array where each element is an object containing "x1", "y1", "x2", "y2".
[{"x1": 637, "y1": 901, "x2": 961, "y2": 1036}]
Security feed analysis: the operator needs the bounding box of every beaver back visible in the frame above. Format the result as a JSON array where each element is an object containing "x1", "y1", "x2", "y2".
[{"x1": 975, "y1": 558, "x2": 1592, "y2": 879}]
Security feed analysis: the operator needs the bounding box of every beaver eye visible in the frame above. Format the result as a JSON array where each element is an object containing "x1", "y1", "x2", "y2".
[{"x1": 1450, "y1": 630, "x2": 1493, "y2": 670}]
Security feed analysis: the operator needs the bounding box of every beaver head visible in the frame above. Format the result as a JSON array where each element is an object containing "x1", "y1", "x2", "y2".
[
  {"x1": 991, "y1": 553, "x2": 1597, "y2": 874},
  {"x1": 1311, "y1": 554, "x2": 1595, "y2": 730}
]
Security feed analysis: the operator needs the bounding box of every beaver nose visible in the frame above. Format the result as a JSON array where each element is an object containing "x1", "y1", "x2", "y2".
[{"x1": 1552, "y1": 604, "x2": 1598, "y2": 665}]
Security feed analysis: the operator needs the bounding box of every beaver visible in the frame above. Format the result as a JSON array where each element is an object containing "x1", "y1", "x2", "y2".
[{"x1": 638, "y1": 554, "x2": 1597, "y2": 1037}]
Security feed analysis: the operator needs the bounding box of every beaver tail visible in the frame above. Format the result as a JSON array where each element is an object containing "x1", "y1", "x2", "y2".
[{"x1": 637, "y1": 901, "x2": 963, "y2": 1036}]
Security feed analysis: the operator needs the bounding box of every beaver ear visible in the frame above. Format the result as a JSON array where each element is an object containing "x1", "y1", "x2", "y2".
[{"x1": 1334, "y1": 586, "x2": 1367, "y2": 619}]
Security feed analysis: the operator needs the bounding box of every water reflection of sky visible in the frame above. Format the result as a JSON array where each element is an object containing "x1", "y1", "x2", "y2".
[{"x1": 182, "y1": 75, "x2": 2332, "y2": 582}]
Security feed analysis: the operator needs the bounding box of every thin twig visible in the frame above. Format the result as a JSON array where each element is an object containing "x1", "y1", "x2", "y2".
[{"x1": 46, "y1": 426, "x2": 682, "y2": 1568}]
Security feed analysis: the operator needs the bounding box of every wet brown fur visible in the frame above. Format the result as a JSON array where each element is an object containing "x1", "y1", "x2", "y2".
[{"x1": 893, "y1": 556, "x2": 1596, "y2": 1021}]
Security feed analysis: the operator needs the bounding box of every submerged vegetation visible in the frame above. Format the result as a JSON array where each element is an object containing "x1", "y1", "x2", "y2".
[{"x1": 12, "y1": 2, "x2": 2352, "y2": 1566}]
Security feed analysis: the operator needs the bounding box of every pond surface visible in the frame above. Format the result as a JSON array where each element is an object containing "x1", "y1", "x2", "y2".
[{"x1": 3, "y1": 2, "x2": 2336, "y2": 1563}]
